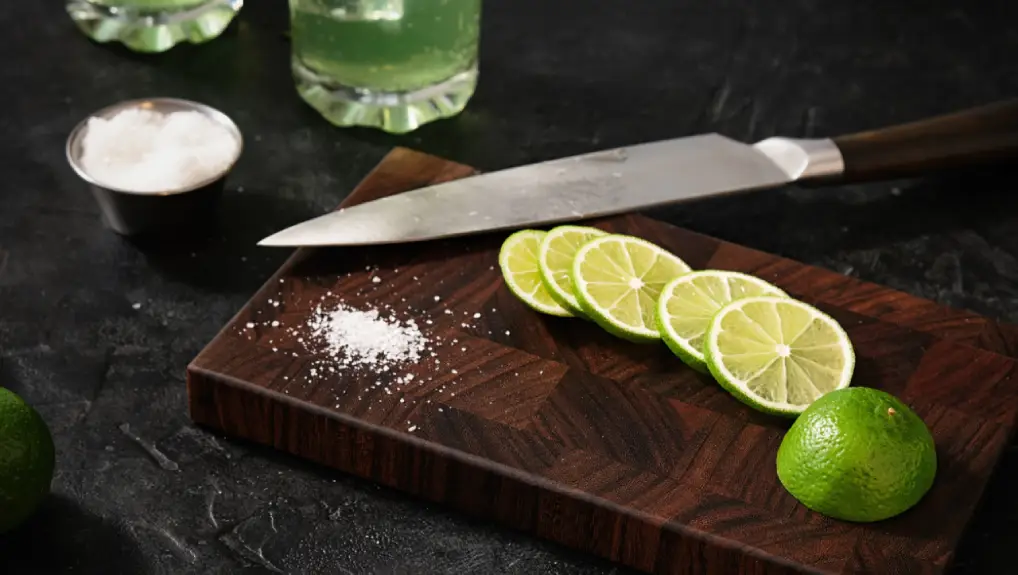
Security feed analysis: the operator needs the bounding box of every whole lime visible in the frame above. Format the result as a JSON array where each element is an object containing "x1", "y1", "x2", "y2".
[
  {"x1": 776, "y1": 387, "x2": 936, "y2": 522},
  {"x1": 0, "y1": 387, "x2": 55, "y2": 533}
]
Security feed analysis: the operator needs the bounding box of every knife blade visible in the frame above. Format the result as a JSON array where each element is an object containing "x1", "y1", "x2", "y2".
[{"x1": 259, "y1": 99, "x2": 1018, "y2": 247}]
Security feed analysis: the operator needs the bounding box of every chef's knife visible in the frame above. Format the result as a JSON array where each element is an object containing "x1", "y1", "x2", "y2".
[{"x1": 259, "y1": 99, "x2": 1018, "y2": 247}]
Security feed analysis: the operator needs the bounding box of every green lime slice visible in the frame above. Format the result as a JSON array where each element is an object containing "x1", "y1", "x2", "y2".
[
  {"x1": 499, "y1": 230, "x2": 573, "y2": 317},
  {"x1": 704, "y1": 296, "x2": 855, "y2": 417},
  {"x1": 571, "y1": 234, "x2": 691, "y2": 343},
  {"x1": 657, "y1": 270, "x2": 788, "y2": 373},
  {"x1": 537, "y1": 225, "x2": 608, "y2": 317}
]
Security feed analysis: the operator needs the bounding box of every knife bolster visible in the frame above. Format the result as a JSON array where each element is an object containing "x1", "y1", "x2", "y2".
[{"x1": 752, "y1": 137, "x2": 845, "y2": 182}]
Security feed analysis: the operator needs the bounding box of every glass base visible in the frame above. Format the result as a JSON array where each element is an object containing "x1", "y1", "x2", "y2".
[
  {"x1": 292, "y1": 57, "x2": 478, "y2": 134},
  {"x1": 66, "y1": 0, "x2": 243, "y2": 53}
]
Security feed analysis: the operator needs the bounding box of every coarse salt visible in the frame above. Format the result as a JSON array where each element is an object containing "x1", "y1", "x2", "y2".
[
  {"x1": 79, "y1": 108, "x2": 238, "y2": 193},
  {"x1": 305, "y1": 303, "x2": 427, "y2": 370}
]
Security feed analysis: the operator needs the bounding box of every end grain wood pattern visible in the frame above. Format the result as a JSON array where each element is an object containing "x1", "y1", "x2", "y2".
[{"x1": 188, "y1": 148, "x2": 1018, "y2": 575}]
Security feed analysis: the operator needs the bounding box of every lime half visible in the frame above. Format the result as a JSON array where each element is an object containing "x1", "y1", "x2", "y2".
[
  {"x1": 0, "y1": 388, "x2": 55, "y2": 533},
  {"x1": 499, "y1": 230, "x2": 573, "y2": 317},
  {"x1": 657, "y1": 271, "x2": 788, "y2": 373},
  {"x1": 571, "y1": 234, "x2": 691, "y2": 343},
  {"x1": 704, "y1": 296, "x2": 854, "y2": 416},
  {"x1": 537, "y1": 225, "x2": 608, "y2": 316},
  {"x1": 777, "y1": 387, "x2": 937, "y2": 522}
]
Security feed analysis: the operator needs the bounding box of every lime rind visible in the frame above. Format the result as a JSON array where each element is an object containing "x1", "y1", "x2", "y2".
[
  {"x1": 571, "y1": 234, "x2": 691, "y2": 344},
  {"x1": 537, "y1": 225, "x2": 608, "y2": 317},
  {"x1": 656, "y1": 270, "x2": 788, "y2": 374},
  {"x1": 704, "y1": 296, "x2": 855, "y2": 417},
  {"x1": 499, "y1": 230, "x2": 573, "y2": 317}
]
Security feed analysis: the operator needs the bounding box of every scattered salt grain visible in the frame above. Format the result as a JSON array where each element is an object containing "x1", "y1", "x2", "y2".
[
  {"x1": 245, "y1": 322, "x2": 255, "y2": 328},
  {"x1": 371, "y1": 276, "x2": 381, "y2": 284},
  {"x1": 271, "y1": 321, "x2": 280, "y2": 327},
  {"x1": 434, "y1": 296, "x2": 441, "y2": 302},
  {"x1": 473, "y1": 313, "x2": 481, "y2": 319},
  {"x1": 79, "y1": 108, "x2": 239, "y2": 193},
  {"x1": 132, "y1": 302, "x2": 142, "y2": 310}
]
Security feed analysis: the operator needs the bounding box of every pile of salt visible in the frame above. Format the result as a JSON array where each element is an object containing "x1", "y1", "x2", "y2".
[
  {"x1": 306, "y1": 304, "x2": 428, "y2": 370},
  {"x1": 79, "y1": 108, "x2": 239, "y2": 193}
]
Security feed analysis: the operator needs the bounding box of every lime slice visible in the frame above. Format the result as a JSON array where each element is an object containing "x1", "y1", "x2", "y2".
[
  {"x1": 499, "y1": 230, "x2": 573, "y2": 317},
  {"x1": 537, "y1": 225, "x2": 608, "y2": 316},
  {"x1": 657, "y1": 270, "x2": 788, "y2": 373},
  {"x1": 704, "y1": 296, "x2": 855, "y2": 417},
  {"x1": 571, "y1": 234, "x2": 691, "y2": 343}
]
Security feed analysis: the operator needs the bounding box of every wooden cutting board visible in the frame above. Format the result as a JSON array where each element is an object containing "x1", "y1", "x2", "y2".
[{"x1": 187, "y1": 147, "x2": 1018, "y2": 575}]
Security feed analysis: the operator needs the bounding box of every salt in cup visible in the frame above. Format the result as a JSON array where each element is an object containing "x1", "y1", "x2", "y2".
[{"x1": 66, "y1": 98, "x2": 243, "y2": 236}]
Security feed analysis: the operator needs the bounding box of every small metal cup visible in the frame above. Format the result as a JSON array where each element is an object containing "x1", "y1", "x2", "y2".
[{"x1": 66, "y1": 98, "x2": 243, "y2": 236}]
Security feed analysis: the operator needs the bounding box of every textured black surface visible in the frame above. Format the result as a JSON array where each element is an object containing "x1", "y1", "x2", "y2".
[{"x1": 1, "y1": 1, "x2": 1018, "y2": 573}]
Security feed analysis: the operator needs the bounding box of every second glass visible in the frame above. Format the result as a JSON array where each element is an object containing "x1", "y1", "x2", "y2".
[
  {"x1": 67, "y1": 0, "x2": 243, "y2": 53},
  {"x1": 289, "y1": 0, "x2": 482, "y2": 134}
]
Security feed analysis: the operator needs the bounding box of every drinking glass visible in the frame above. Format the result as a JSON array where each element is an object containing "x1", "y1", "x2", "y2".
[
  {"x1": 289, "y1": 0, "x2": 482, "y2": 134},
  {"x1": 67, "y1": 0, "x2": 244, "y2": 53}
]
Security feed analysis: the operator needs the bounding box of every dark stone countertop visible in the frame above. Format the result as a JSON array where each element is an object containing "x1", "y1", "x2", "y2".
[{"x1": 2, "y1": 1, "x2": 1018, "y2": 573}]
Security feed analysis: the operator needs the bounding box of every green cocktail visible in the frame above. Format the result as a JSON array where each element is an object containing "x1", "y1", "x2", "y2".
[
  {"x1": 290, "y1": 0, "x2": 482, "y2": 134},
  {"x1": 67, "y1": 0, "x2": 243, "y2": 53}
]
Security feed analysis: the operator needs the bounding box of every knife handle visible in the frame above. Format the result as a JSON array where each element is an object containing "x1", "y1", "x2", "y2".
[{"x1": 831, "y1": 99, "x2": 1018, "y2": 183}]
